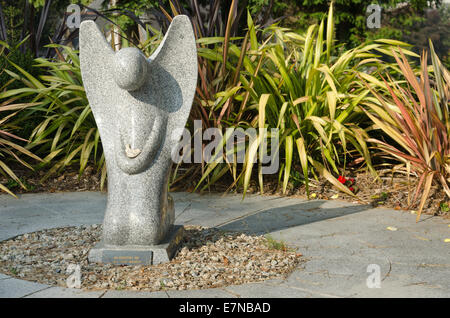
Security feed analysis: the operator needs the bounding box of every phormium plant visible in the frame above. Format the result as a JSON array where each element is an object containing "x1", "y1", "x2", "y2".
[{"x1": 362, "y1": 41, "x2": 450, "y2": 220}]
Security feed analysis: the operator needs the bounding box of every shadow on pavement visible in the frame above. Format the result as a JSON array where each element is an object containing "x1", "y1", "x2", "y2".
[{"x1": 217, "y1": 200, "x2": 372, "y2": 235}]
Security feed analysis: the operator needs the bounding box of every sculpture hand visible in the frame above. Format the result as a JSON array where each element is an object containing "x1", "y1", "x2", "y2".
[{"x1": 114, "y1": 115, "x2": 166, "y2": 175}]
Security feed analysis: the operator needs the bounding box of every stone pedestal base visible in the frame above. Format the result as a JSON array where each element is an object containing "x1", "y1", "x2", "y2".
[{"x1": 88, "y1": 225, "x2": 185, "y2": 265}]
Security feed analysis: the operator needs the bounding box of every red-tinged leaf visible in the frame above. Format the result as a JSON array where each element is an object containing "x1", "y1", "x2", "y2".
[
  {"x1": 381, "y1": 75, "x2": 423, "y2": 151},
  {"x1": 368, "y1": 139, "x2": 424, "y2": 165},
  {"x1": 0, "y1": 130, "x2": 29, "y2": 142},
  {"x1": 411, "y1": 172, "x2": 427, "y2": 207},
  {"x1": 416, "y1": 172, "x2": 435, "y2": 222},
  {"x1": 392, "y1": 49, "x2": 425, "y2": 107}
]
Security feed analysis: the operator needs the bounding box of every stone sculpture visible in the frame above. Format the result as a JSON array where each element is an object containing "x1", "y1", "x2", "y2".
[{"x1": 79, "y1": 15, "x2": 197, "y2": 265}]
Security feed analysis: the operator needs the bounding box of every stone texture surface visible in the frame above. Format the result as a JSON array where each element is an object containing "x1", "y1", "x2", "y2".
[
  {"x1": 166, "y1": 288, "x2": 236, "y2": 298},
  {"x1": 24, "y1": 286, "x2": 104, "y2": 298},
  {"x1": 223, "y1": 281, "x2": 315, "y2": 298},
  {"x1": 0, "y1": 277, "x2": 48, "y2": 298},
  {"x1": 0, "y1": 273, "x2": 11, "y2": 280},
  {"x1": 79, "y1": 15, "x2": 197, "y2": 250},
  {"x1": 102, "y1": 290, "x2": 169, "y2": 298}
]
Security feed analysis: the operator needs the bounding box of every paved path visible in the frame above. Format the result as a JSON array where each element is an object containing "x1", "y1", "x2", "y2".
[{"x1": 0, "y1": 191, "x2": 449, "y2": 298}]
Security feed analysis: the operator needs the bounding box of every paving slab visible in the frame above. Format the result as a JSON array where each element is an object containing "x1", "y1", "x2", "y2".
[
  {"x1": 0, "y1": 278, "x2": 49, "y2": 298},
  {"x1": 24, "y1": 286, "x2": 105, "y2": 298},
  {"x1": 223, "y1": 281, "x2": 315, "y2": 298},
  {"x1": 102, "y1": 290, "x2": 169, "y2": 298},
  {"x1": 166, "y1": 288, "x2": 236, "y2": 298},
  {"x1": 0, "y1": 191, "x2": 449, "y2": 298}
]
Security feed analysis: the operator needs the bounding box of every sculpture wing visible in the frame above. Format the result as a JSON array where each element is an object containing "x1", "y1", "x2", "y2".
[
  {"x1": 149, "y1": 15, "x2": 198, "y2": 150},
  {"x1": 79, "y1": 20, "x2": 116, "y2": 154}
]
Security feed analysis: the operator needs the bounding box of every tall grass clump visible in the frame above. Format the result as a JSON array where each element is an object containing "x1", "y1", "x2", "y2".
[
  {"x1": 363, "y1": 41, "x2": 450, "y2": 220},
  {"x1": 191, "y1": 3, "x2": 417, "y2": 196}
]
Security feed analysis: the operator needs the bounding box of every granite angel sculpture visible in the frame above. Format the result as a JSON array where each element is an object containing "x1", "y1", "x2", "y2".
[{"x1": 80, "y1": 15, "x2": 197, "y2": 250}]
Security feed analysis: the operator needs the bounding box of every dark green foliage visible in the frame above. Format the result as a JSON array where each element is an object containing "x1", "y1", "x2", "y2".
[
  {"x1": 112, "y1": 0, "x2": 284, "y2": 39},
  {"x1": 0, "y1": 40, "x2": 44, "y2": 140},
  {"x1": 5, "y1": 177, "x2": 35, "y2": 191},
  {"x1": 0, "y1": 46, "x2": 38, "y2": 90},
  {"x1": 0, "y1": 0, "x2": 84, "y2": 57},
  {"x1": 277, "y1": 1, "x2": 449, "y2": 71},
  {"x1": 284, "y1": 1, "x2": 431, "y2": 41},
  {"x1": 1, "y1": 0, "x2": 23, "y2": 45},
  {"x1": 366, "y1": 3, "x2": 450, "y2": 67}
]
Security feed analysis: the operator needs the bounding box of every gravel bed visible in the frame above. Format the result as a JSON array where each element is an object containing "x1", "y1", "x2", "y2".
[{"x1": 0, "y1": 225, "x2": 303, "y2": 291}]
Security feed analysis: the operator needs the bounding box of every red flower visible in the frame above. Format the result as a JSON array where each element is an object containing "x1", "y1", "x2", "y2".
[
  {"x1": 338, "y1": 176, "x2": 357, "y2": 193},
  {"x1": 338, "y1": 176, "x2": 346, "y2": 184}
]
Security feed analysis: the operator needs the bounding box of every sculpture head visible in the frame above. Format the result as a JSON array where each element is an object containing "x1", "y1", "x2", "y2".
[{"x1": 113, "y1": 47, "x2": 148, "y2": 91}]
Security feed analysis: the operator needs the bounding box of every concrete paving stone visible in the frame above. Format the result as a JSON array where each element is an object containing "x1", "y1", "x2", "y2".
[
  {"x1": 0, "y1": 218, "x2": 98, "y2": 242},
  {"x1": 347, "y1": 279, "x2": 450, "y2": 298},
  {"x1": 174, "y1": 202, "x2": 192, "y2": 218},
  {"x1": 1, "y1": 191, "x2": 449, "y2": 298},
  {"x1": 171, "y1": 192, "x2": 196, "y2": 201},
  {"x1": 219, "y1": 201, "x2": 372, "y2": 235},
  {"x1": 0, "y1": 278, "x2": 49, "y2": 298},
  {"x1": 25, "y1": 286, "x2": 105, "y2": 298},
  {"x1": 0, "y1": 273, "x2": 11, "y2": 280},
  {"x1": 286, "y1": 271, "x2": 444, "y2": 298},
  {"x1": 102, "y1": 290, "x2": 169, "y2": 298},
  {"x1": 0, "y1": 192, "x2": 104, "y2": 208},
  {"x1": 299, "y1": 258, "x2": 390, "y2": 278},
  {"x1": 387, "y1": 265, "x2": 450, "y2": 291},
  {"x1": 0, "y1": 205, "x2": 58, "y2": 220},
  {"x1": 285, "y1": 267, "x2": 378, "y2": 298},
  {"x1": 223, "y1": 282, "x2": 315, "y2": 298},
  {"x1": 166, "y1": 288, "x2": 236, "y2": 298}
]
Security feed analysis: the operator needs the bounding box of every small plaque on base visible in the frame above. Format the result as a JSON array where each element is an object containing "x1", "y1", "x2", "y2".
[{"x1": 88, "y1": 225, "x2": 185, "y2": 265}]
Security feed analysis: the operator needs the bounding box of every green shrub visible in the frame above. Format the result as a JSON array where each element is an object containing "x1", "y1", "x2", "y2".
[
  {"x1": 0, "y1": 45, "x2": 105, "y2": 186},
  {"x1": 0, "y1": 40, "x2": 42, "y2": 91},
  {"x1": 192, "y1": 3, "x2": 416, "y2": 196},
  {"x1": 0, "y1": 103, "x2": 41, "y2": 196},
  {"x1": 0, "y1": 27, "x2": 163, "y2": 188}
]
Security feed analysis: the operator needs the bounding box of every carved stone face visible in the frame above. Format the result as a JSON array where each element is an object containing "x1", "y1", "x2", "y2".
[{"x1": 113, "y1": 48, "x2": 148, "y2": 91}]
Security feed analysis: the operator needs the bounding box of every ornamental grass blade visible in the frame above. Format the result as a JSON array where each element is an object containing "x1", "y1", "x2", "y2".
[
  {"x1": 326, "y1": 91, "x2": 336, "y2": 122},
  {"x1": 416, "y1": 172, "x2": 435, "y2": 222},
  {"x1": 100, "y1": 161, "x2": 107, "y2": 191},
  {"x1": 314, "y1": 19, "x2": 324, "y2": 68},
  {"x1": 310, "y1": 159, "x2": 355, "y2": 196},
  {"x1": 326, "y1": 2, "x2": 334, "y2": 63},
  {"x1": 283, "y1": 135, "x2": 293, "y2": 194},
  {"x1": 194, "y1": 128, "x2": 233, "y2": 191},
  {"x1": 222, "y1": 0, "x2": 238, "y2": 77},
  {"x1": 0, "y1": 159, "x2": 24, "y2": 188},
  {"x1": 0, "y1": 138, "x2": 42, "y2": 161},
  {"x1": 0, "y1": 183, "x2": 17, "y2": 198},
  {"x1": 296, "y1": 137, "x2": 310, "y2": 198},
  {"x1": 242, "y1": 133, "x2": 260, "y2": 199}
]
